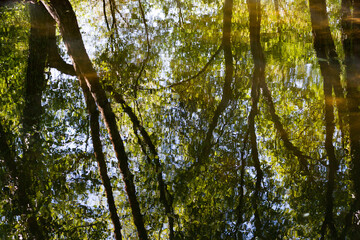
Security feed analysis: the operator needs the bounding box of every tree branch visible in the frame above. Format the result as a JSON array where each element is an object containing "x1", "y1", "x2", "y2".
[
  {"x1": 42, "y1": 1, "x2": 148, "y2": 238},
  {"x1": 134, "y1": 0, "x2": 151, "y2": 98},
  {"x1": 79, "y1": 76, "x2": 122, "y2": 240},
  {"x1": 198, "y1": 0, "x2": 234, "y2": 164},
  {"x1": 47, "y1": 21, "x2": 76, "y2": 76},
  {"x1": 247, "y1": 0, "x2": 265, "y2": 236},
  {"x1": 106, "y1": 86, "x2": 175, "y2": 239},
  {"x1": 169, "y1": 45, "x2": 222, "y2": 88}
]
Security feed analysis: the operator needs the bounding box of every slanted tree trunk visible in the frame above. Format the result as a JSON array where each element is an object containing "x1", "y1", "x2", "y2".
[
  {"x1": 80, "y1": 77, "x2": 123, "y2": 240},
  {"x1": 41, "y1": 1, "x2": 148, "y2": 238},
  {"x1": 41, "y1": 8, "x2": 123, "y2": 238},
  {"x1": 107, "y1": 87, "x2": 175, "y2": 239}
]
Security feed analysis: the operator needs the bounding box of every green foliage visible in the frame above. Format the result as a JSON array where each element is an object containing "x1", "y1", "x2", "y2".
[{"x1": 1, "y1": 0, "x2": 359, "y2": 239}]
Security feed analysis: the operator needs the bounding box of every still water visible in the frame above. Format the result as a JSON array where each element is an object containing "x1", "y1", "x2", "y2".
[{"x1": 1, "y1": 0, "x2": 360, "y2": 239}]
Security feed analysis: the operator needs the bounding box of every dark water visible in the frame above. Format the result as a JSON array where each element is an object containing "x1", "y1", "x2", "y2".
[{"x1": 1, "y1": 0, "x2": 360, "y2": 239}]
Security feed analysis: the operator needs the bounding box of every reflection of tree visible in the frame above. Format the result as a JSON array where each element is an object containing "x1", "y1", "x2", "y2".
[
  {"x1": 3, "y1": 0, "x2": 360, "y2": 238},
  {"x1": 247, "y1": 0, "x2": 264, "y2": 237},
  {"x1": 42, "y1": 0, "x2": 148, "y2": 239},
  {"x1": 309, "y1": 0, "x2": 341, "y2": 238},
  {"x1": 80, "y1": 79, "x2": 122, "y2": 240},
  {"x1": 249, "y1": 0, "x2": 310, "y2": 173},
  {"x1": 39, "y1": 8, "x2": 123, "y2": 238},
  {"x1": 244, "y1": 0, "x2": 315, "y2": 237},
  {"x1": 199, "y1": 0, "x2": 234, "y2": 164},
  {"x1": 15, "y1": 3, "x2": 52, "y2": 238},
  {"x1": 309, "y1": 0, "x2": 360, "y2": 237},
  {"x1": 107, "y1": 86, "x2": 176, "y2": 239},
  {"x1": 169, "y1": 45, "x2": 222, "y2": 88},
  {"x1": 172, "y1": 0, "x2": 233, "y2": 176},
  {"x1": 341, "y1": 0, "x2": 360, "y2": 236}
]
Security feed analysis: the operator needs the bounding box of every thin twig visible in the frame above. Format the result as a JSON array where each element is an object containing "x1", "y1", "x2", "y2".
[
  {"x1": 134, "y1": 0, "x2": 151, "y2": 98},
  {"x1": 169, "y1": 45, "x2": 223, "y2": 88},
  {"x1": 102, "y1": 0, "x2": 111, "y2": 31}
]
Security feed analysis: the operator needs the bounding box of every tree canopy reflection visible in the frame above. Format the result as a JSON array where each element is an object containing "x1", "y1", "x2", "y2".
[{"x1": 1, "y1": 0, "x2": 360, "y2": 239}]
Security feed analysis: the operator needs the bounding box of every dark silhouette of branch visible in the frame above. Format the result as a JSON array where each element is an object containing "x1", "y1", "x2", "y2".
[
  {"x1": 102, "y1": 0, "x2": 111, "y2": 31},
  {"x1": 175, "y1": 0, "x2": 184, "y2": 26},
  {"x1": 247, "y1": 0, "x2": 265, "y2": 236},
  {"x1": 252, "y1": 1, "x2": 311, "y2": 171},
  {"x1": 47, "y1": 20, "x2": 76, "y2": 76},
  {"x1": 340, "y1": 201, "x2": 357, "y2": 239},
  {"x1": 134, "y1": 0, "x2": 151, "y2": 98},
  {"x1": 109, "y1": 0, "x2": 117, "y2": 32},
  {"x1": 115, "y1": 6, "x2": 129, "y2": 27},
  {"x1": 104, "y1": 0, "x2": 119, "y2": 44},
  {"x1": 320, "y1": 65, "x2": 338, "y2": 240},
  {"x1": 42, "y1": 1, "x2": 148, "y2": 238},
  {"x1": 273, "y1": 0, "x2": 281, "y2": 35},
  {"x1": 18, "y1": 3, "x2": 54, "y2": 238},
  {"x1": 79, "y1": 77, "x2": 122, "y2": 240},
  {"x1": 255, "y1": 5, "x2": 310, "y2": 169},
  {"x1": 247, "y1": 60, "x2": 263, "y2": 238},
  {"x1": 310, "y1": 0, "x2": 345, "y2": 129},
  {"x1": 248, "y1": 75, "x2": 263, "y2": 238},
  {"x1": 342, "y1": 0, "x2": 360, "y2": 202},
  {"x1": 169, "y1": 45, "x2": 222, "y2": 88},
  {"x1": 234, "y1": 129, "x2": 249, "y2": 238},
  {"x1": 105, "y1": 86, "x2": 175, "y2": 239},
  {"x1": 43, "y1": 16, "x2": 76, "y2": 76},
  {"x1": 44, "y1": 8, "x2": 137, "y2": 239},
  {"x1": 320, "y1": 79, "x2": 338, "y2": 240},
  {"x1": 340, "y1": 0, "x2": 360, "y2": 236},
  {"x1": 308, "y1": 0, "x2": 341, "y2": 238},
  {"x1": 0, "y1": 120, "x2": 17, "y2": 184},
  {"x1": 260, "y1": 83, "x2": 310, "y2": 170},
  {"x1": 199, "y1": 0, "x2": 233, "y2": 164}
]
